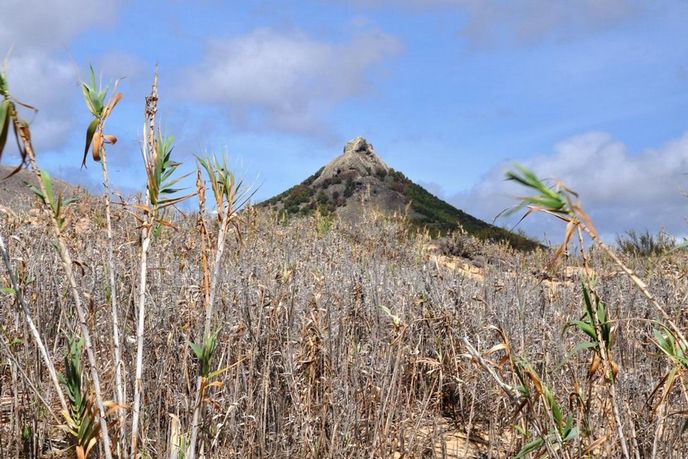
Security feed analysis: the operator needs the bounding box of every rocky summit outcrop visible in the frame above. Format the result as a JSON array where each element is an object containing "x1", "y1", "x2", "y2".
[
  {"x1": 311, "y1": 137, "x2": 390, "y2": 188},
  {"x1": 260, "y1": 137, "x2": 540, "y2": 250}
]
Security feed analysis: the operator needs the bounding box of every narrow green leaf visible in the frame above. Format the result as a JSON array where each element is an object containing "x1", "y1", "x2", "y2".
[
  {"x1": 91, "y1": 93, "x2": 103, "y2": 116},
  {"x1": 564, "y1": 341, "x2": 598, "y2": 361},
  {"x1": 563, "y1": 425, "x2": 579, "y2": 442},
  {"x1": 63, "y1": 196, "x2": 79, "y2": 207},
  {"x1": 582, "y1": 284, "x2": 595, "y2": 314},
  {"x1": 515, "y1": 437, "x2": 545, "y2": 458},
  {"x1": 88, "y1": 65, "x2": 97, "y2": 92},
  {"x1": 524, "y1": 195, "x2": 566, "y2": 211},
  {"x1": 160, "y1": 174, "x2": 189, "y2": 192},
  {"x1": 160, "y1": 187, "x2": 184, "y2": 195},
  {"x1": 39, "y1": 170, "x2": 55, "y2": 210},
  {"x1": 597, "y1": 301, "x2": 607, "y2": 324},
  {"x1": 158, "y1": 191, "x2": 196, "y2": 208},
  {"x1": 513, "y1": 424, "x2": 527, "y2": 437},
  {"x1": 189, "y1": 342, "x2": 203, "y2": 360},
  {"x1": 656, "y1": 329, "x2": 675, "y2": 356},
  {"x1": 24, "y1": 182, "x2": 46, "y2": 204},
  {"x1": 81, "y1": 83, "x2": 96, "y2": 116},
  {"x1": 0, "y1": 99, "x2": 9, "y2": 161},
  {"x1": 545, "y1": 387, "x2": 563, "y2": 428},
  {"x1": 571, "y1": 320, "x2": 597, "y2": 341},
  {"x1": 55, "y1": 194, "x2": 63, "y2": 221}
]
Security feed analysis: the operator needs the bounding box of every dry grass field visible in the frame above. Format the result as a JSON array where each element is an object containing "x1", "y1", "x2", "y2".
[
  {"x1": 1, "y1": 69, "x2": 687, "y2": 458},
  {"x1": 2, "y1": 195, "x2": 688, "y2": 457}
]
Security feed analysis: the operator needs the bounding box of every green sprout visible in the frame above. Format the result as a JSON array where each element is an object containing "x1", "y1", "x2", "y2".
[{"x1": 25, "y1": 169, "x2": 78, "y2": 230}]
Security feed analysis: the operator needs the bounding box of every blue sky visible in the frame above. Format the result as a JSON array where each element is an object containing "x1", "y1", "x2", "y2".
[{"x1": 2, "y1": 0, "x2": 688, "y2": 240}]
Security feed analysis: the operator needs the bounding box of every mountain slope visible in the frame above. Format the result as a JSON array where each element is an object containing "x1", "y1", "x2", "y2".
[
  {"x1": 260, "y1": 137, "x2": 539, "y2": 250},
  {"x1": 0, "y1": 165, "x2": 82, "y2": 212}
]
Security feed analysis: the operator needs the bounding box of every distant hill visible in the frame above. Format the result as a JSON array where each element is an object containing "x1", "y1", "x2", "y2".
[
  {"x1": 0, "y1": 165, "x2": 82, "y2": 212},
  {"x1": 260, "y1": 137, "x2": 540, "y2": 250}
]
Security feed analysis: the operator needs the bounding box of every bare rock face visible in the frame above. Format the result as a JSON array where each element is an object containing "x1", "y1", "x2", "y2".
[{"x1": 312, "y1": 137, "x2": 389, "y2": 188}]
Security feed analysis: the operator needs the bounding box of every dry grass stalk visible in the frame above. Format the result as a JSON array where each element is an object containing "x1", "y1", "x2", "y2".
[
  {"x1": 0, "y1": 232, "x2": 67, "y2": 416},
  {"x1": 130, "y1": 72, "x2": 159, "y2": 457}
]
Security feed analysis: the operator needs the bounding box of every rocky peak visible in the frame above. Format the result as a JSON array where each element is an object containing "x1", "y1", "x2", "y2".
[
  {"x1": 258, "y1": 137, "x2": 539, "y2": 250},
  {"x1": 344, "y1": 136, "x2": 376, "y2": 157},
  {"x1": 312, "y1": 137, "x2": 389, "y2": 188}
]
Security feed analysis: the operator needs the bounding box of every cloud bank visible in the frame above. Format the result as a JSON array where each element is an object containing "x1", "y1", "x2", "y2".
[{"x1": 452, "y1": 132, "x2": 688, "y2": 241}]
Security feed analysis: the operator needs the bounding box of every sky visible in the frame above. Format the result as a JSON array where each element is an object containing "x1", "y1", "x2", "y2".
[{"x1": 1, "y1": 0, "x2": 687, "y2": 242}]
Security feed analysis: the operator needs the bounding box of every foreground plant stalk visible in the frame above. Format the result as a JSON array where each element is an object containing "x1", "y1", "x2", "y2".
[
  {"x1": 80, "y1": 68, "x2": 128, "y2": 457},
  {"x1": 19, "y1": 130, "x2": 114, "y2": 459},
  {"x1": 574, "y1": 228, "x2": 630, "y2": 459},
  {"x1": 187, "y1": 189, "x2": 232, "y2": 459},
  {"x1": 130, "y1": 71, "x2": 194, "y2": 456},
  {"x1": 505, "y1": 165, "x2": 687, "y2": 458},
  {"x1": 186, "y1": 159, "x2": 240, "y2": 459}
]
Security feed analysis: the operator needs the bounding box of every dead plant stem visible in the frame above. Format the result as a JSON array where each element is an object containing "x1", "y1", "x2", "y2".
[{"x1": 0, "y1": 232, "x2": 67, "y2": 415}]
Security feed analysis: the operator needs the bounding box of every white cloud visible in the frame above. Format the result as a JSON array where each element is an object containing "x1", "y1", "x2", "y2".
[
  {"x1": 0, "y1": 0, "x2": 119, "y2": 52},
  {"x1": 452, "y1": 132, "x2": 688, "y2": 241},
  {"x1": 182, "y1": 28, "x2": 401, "y2": 136},
  {"x1": 3, "y1": 53, "x2": 79, "y2": 153},
  {"x1": 0, "y1": 0, "x2": 122, "y2": 158},
  {"x1": 338, "y1": 0, "x2": 670, "y2": 46}
]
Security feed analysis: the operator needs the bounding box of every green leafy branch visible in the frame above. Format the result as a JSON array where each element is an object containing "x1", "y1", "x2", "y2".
[
  {"x1": 81, "y1": 65, "x2": 122, "y2": 167},
  {"x1": 59, "y1": 337, "x2": 121, "y2": 459},
  {"x1": 564, "y1": 284, "x2": 618, "y2": 380},
  {"x1": 188, "y1": 331, "x2": 226, "y2": 401},
  {"x1": 649, "y1": 326, "x2": 688, "y2": 411},
  {"x1": 144, "y1": 133, "x2": 194, "y2": 212},
  {"x1": 514, "y1": 361, "x2": 579, "y2": 458},
  {"x1": 197, "y1": 154, "x2": 254, "y2": 222}
]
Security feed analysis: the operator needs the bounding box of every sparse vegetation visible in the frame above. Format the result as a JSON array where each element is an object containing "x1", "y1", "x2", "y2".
[{"x1": 260, "y1": 167, "x2": 322, "y2": 213}]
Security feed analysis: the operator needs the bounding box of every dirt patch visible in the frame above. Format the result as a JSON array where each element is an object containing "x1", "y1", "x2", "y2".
[{"x1": 393, "y1": 417, "x2": 493, "y2": 458}]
